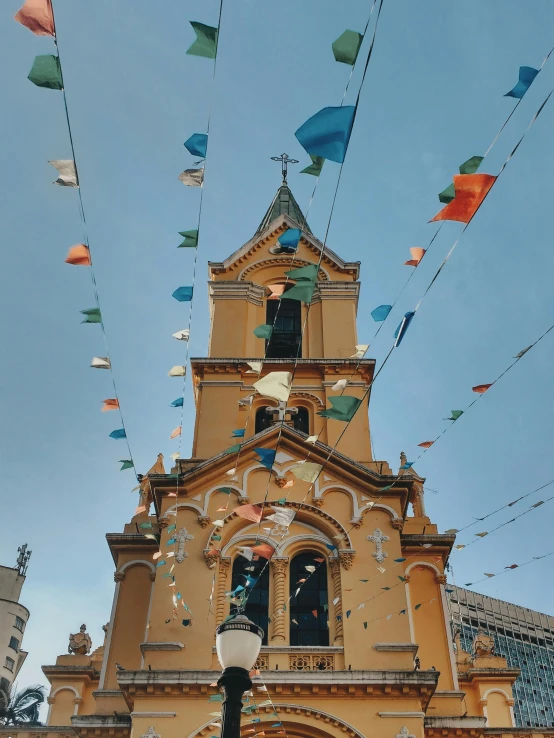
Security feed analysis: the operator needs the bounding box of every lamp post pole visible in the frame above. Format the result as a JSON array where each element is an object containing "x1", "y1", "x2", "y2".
[
  {"x1": 215, "y1": 614, "x2": 264, "y2": 738},
  {"x1": 218, "y1": 667, "x2": 252, "y2": 738}
]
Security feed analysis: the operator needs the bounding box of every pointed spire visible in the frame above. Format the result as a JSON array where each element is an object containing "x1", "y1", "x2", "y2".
[{"x1": 256, "y1": 183, "x2": 312, "y2": 235}]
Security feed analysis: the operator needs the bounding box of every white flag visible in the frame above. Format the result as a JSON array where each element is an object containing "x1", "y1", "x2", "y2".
[
  {"x1": 172, "y1": 329, "x2": 190, "y2": 341},
  {"x1": 168, "y1": 365, "x2": 186, "y2": 377},
  {"x1": 49, "y1": 159, "x2": 78, "y2": 187},
  {"x1": 90, "y1": 356, "x2": 110, "y2": 369},
  {"x1": 178, "y1": 168, "x2": 204, "y2": 187}
]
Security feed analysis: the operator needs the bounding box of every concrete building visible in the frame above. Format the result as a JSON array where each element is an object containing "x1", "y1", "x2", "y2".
[
  {"x1": 0, "y1": 183, "x2": 544, "y2": 738},
  {"x1": 0, "y1": 545, "x2": 31, "y2": 694},
  {"x1": 448, "y1": 586, "x2": 554, "y2": 729}
]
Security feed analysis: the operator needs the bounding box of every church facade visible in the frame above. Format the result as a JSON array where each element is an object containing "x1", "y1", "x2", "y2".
[{"x1": 1, "y1": 184, "x2": 533, "y2": 738}]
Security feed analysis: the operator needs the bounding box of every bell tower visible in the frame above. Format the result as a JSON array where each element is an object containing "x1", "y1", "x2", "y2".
[{"x1": 192, "y1": 180, "x2": 376, "y2": 465}]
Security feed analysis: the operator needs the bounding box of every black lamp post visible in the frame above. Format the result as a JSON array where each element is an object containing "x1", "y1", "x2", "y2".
[{"x1": 216, "y1": 615, "x2": 264, "y2": 738}]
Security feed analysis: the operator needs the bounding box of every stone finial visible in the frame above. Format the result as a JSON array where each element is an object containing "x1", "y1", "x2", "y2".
[
  {"x1": 68, "y1": 624, "x2": 92, "y2": 655},
  {"x1": 396, "y1": 727, "x2": 415, "y2": 738},
  {"x1": 400, "y1": 451, "x2": 407, "y2": 468}
]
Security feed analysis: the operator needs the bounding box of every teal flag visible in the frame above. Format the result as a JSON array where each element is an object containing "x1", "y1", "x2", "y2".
[
  {"x1": 80, "y1": 308, "x2": 102, "y2": 324},
  {"x1": 119, "y1": 460, "x2": 134, "y2": 470},
  {"x1": 332, "y1": 30, "x2": 363, "y2": 65},
  {"x1": 28, "y1": 54, "x2": 63, "y2": 89},
  {"x1": 318, "y1": 395, "x2": 361, "y2": 422},
  {"x1": 281, "y1": 263, "x2": 318, "y2": 304},
  {"x1": 254, "y1": 324, "x2": 273, "y2": 339},
  {"x1": 301, "y1": 155, "x2": 325, "y2": 177},
  {"x1": 223, "y1": 443, "x2": 241, "y2": 455},
  {"x1": 178, "y1": 230, "x2": 198, "y2": 248},
  {"x1": 187, "y1": 22, "x2": 218, "y2": 59}
]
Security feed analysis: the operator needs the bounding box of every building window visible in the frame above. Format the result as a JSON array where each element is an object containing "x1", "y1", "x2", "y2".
[
  {"x1": 230, "y1": 556, "x2": 269, "y2": 645},
  {"x1": 8, "y1": 636, "x2": 19, "y2": 651},
  {"x1": 265, "y1": 294, "x2": 302, "y2": 359},
  {"x1": 14, "y1": 616, "x2": 25, "y2": 632},
  {"x1": 4, "y1": 657, "x2": 14, "y2": 672},
  {"x1": 289, "y1": 551, "x2": 329, "y2": 646},
  {"x1": 293, "y1": 407, "x2": 310, "y2": 435}
]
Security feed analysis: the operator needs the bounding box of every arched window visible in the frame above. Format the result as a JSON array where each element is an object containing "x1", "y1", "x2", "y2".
[
  {"x1": 293, "y1": 407, "x2": 310, "y2": 435},
  {"x1": 266, "y1": 292, "x2": 302, "y2": 359},
  {"x1": 230, "y1": 555, "x2": 269, "y2": 645},
  {"x1": 289, "y1": 551, "x2": 329, "y2": 646},
  {"x1": 255, "y1": 406, "x2": 272, "y2": 434}
]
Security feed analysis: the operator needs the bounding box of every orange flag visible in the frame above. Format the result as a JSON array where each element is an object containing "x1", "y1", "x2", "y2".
[
  {"x1": 404, "y1": 247, "x2": 426, "y2": 267},
  {"x1": 15, "y1": 0, "x2": 55, "y2": 36},
  {"x1": 252, "y1": 542, "x2": 275, "y2": 559},
  {"x1": 101, "y1": 398, "x2": 119, "y2": 412},
  {"x1": 170, "y1": 427, "x2": 181, "y2": 439},
  {"x1": 65, "y1": 244, "x2": 91, "y2": 266},
  {"x1": 267, "y1": 284, "x2": 286, "y2": 300},
  {"x1": 418, "y1": 441, "x2": 434, "y2": 448},
  {"x1": 234, "y1": 504, "x2": 264, "y2": 523},
  {"x1": 472, "y1": 383, "x2": 493, "y2": 394},
  {"x1": 431, "y1": 174, "x2": 497, "y2": 224}
]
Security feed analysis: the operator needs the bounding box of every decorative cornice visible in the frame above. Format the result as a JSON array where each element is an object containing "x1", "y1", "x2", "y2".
[
  {"x1": 374, "y1": 643, "x2": 419, "y2": 654},
  {"x1": 140, "y1": 642, "x2": 185, "y2": 654},
  {"x1": 378, "y1": 712, "x2": 425, "y2": 718},
  {"x1": 208, "y1": 280, "x2": 265, "y2": 306},
  {"x1": 131, "y1": 712, "x2": 176, "y2": 718}
]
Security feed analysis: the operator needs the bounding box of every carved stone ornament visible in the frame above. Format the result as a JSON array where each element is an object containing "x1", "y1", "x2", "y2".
[
  {"x1": 395, "y1": 728, "x2": 415, "y2": 738},
  {"x1": 436, "y1": 574, "x2": 447, "y2": 585},
  {"x1": 114, "y1": 571, "x2": 125, "y2": 582},
  {"x1": 68, "y1": 624, "x2": 92, "y2": 655},
  {"x1": 367, "y1": 528, "x2": 390, "y2": 563},
  {"x1": 311, "y1": 497, "x2": 324, "y2": 508},
  {"x1": 198, "y1": 516, "x2": 211, "y2": 529},
  {"x1": 473, "y1": 630, "x2": 494, "y2": 657},
  {"x1": 478, "y1": 699, "x2": 488, "y2": 708},
  {"x1": 506, "y1": 698, "x2": 515, "y2": 706},
  {"x1": 274, "y1": 476, "x2": 289, "y2": 489},
  {"x1": 339, "y1": 551, "x2": 355, "y2": 570},
  {"x1": 204, "y1": 549, "x2": 221, "y2": 569},
  {"x1": 141, "y1": 728, "x2": 160, "y2": 738},
  {"x1": 174, "y1": 527, "x2": 194, "y2": 563},
  {"x1": 391, "y1": 519, "x2": 404, "y2": 531},
  {"x1": 158, "y1": 516, "x2": 170, "y2": 529}
]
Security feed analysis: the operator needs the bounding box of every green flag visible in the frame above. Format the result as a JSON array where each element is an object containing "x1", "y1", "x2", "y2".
[
  {"x1": 459, "y1": 156, "x2": 483, "y2": 175},
  {"x1": 80, "y1": 308, "x2": 102, "y2": 324},
  {"x1": 119, "y1": 460, "x2": 134, "y2": 470},
  {"x1": 332, "y1": 30, "x2": 363, "y2": 65},
  {"x1": 223, "y1": 443, "x2": 241, "y2": 455},
  {"x1": 318, "y1": 395, "x2": 361, "y2": 422},
  {"x1": 438, "y1": 183, "x2": 455, "y2": 204},
  {"x1": 254, "y1": 324, "x2": 273, "y2": 339},
  {"x1": 281, "y1": 263, "x2": 318, "y2": 304},
  {"x1": 28, "y1": 54, "x2": 63, "y2": 89},
  {"x1": 301, "y1": 155, "x2": 325, "y2": 177},
  {"x1": 187, "y1": 22, "x2": 218, "y2": 59},
  {"x1": 178, "y1": 230, "x2": 198, "y2": 248},
  {"x1": 446, "y1": 410, "x2": 463, "y2": 421}
]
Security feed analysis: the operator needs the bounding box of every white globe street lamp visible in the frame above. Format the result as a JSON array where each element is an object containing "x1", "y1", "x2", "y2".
[{"x1": 215, "y1": 615, "x2": 264, "y2": 738}]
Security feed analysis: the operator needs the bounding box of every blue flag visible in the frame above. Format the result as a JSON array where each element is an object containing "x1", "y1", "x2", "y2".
[
  {"x1": 394, "y1": 311, "x2": 415, "y2": 347},
  {"x1": 170, "y1": 398, "x2": 184, "y2": 407},
  {"x1": 371, "y1": 304, "x2": 392, "y2": 322},
  {"x1": 255, "y1": 448, "x2": 276, "y2": 470},
  {"x1": 109, "y1": 429, "x2": 126, "y2": 440},
  {"x1": 172, "y1": 286, "x2": 194, "y2": 302},
  {"x1": 505, "y1": 66, "x2": 539, "y2": 99},
  {"x1": 184, "y1": 133, "x2": 208, "y2": 158},
  {"x1": 278, "y1": 228, "x2": 301, "y2": 251},
  {"x1": 295, "y1": 105, "x2": 356, "y2": 164}
]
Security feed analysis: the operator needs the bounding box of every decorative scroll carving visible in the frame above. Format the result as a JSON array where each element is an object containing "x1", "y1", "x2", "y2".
[
  {"x1": 436, "y1": 574, "x2": 447, "y2": 585},
  {"x1": 253, "y1": 653, "x2": 269, "y2": 671},
  {"x1": 367, "y1": 528, "x2": 389, "y2": 563},
  {"x1": 204, "y1": 549, "x2": 220, "y2": 569},
  {"x1": 478, "y1": 699, "x2": 488, "y2": 708},
  {"x1": 215, "y1": 558, "x2": 231, "y2": 627},
  {"x1": 311, "y1": 497, "x2": 324, "y2": 508},
  {"x1": 329, "y1": 558, "x2": 344, "y2": 643},
  {"x1": 391, "y1": 519, "x2": 404, "y2": 531},
  {"x1": 270, "y1": 558, "x2": 288, "y2": 643},
  {"x1": 198, "y1": 516, "x2": 211, "y2": 529},
  {"x1": 68, "y1": 624, "x2": 92, "y2": 655},
  {"x1": 506, "y1": 699, "x2": 515, "y2": 706},
  {"x1": 114, "y1": 571, "x2": 125, "y2": 582}
]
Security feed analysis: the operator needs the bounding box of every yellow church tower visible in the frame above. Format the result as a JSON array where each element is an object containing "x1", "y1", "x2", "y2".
[{"x1": 13, "y1": 177, "x2": 525, "y2": 738}]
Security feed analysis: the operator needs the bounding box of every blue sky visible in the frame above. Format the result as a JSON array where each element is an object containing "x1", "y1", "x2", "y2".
[{"x1": 2, "y1": 0, "x2": 554, "y2": 691}]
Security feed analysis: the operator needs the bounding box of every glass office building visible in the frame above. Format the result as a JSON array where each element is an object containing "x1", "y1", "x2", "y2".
[{"x1": 447, "y1": 585, "x2": 554, "y2": 728}]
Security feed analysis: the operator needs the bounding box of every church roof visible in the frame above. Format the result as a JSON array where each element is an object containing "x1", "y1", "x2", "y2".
[{"x1": 255, "y1": 183, "x2": 312, "y2": 236}]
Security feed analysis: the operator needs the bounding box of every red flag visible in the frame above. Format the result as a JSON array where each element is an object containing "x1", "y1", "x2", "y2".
[
  {"x1": 15, "y1": 0, "x2": 54, "y2": 36},
  {"x1": 431, "y1": 174, "x2": 497, "y2": 224},
  {"x1": 101, "y1": 398, "x2": 119, "y2": 412},
  {"x1": 312, "y1": 609, "x2": 318, "y2": 618},
  {"x1": 404, "y1": 247, "x2": 426, "y2": 267},
  {"x1": 418, "y1": 441, "x2": 434, "y2": 448},
  {"x1": 251, "y1": 542, "x2": 274, "y2": 559}
]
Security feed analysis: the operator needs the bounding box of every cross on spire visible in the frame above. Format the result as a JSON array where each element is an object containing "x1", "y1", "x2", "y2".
[{"x1": 271, "y1": 152, "x2": 299, "y2": 183}]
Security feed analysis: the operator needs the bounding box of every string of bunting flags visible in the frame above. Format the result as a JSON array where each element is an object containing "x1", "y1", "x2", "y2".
[{"x1": 14, "y1": 0, "x2": 139, "y2": 477}]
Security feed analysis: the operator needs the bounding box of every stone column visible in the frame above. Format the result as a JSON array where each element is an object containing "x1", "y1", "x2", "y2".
[
  {"x1": 329, "y1": 558, "x2": 344, "y2": 644},
  {"x1": 216, "y1": 558, "x2": 232, "y2": 627},
  {"x1": 270, "y1": 558, "x2": 289, "y2": 643}
]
